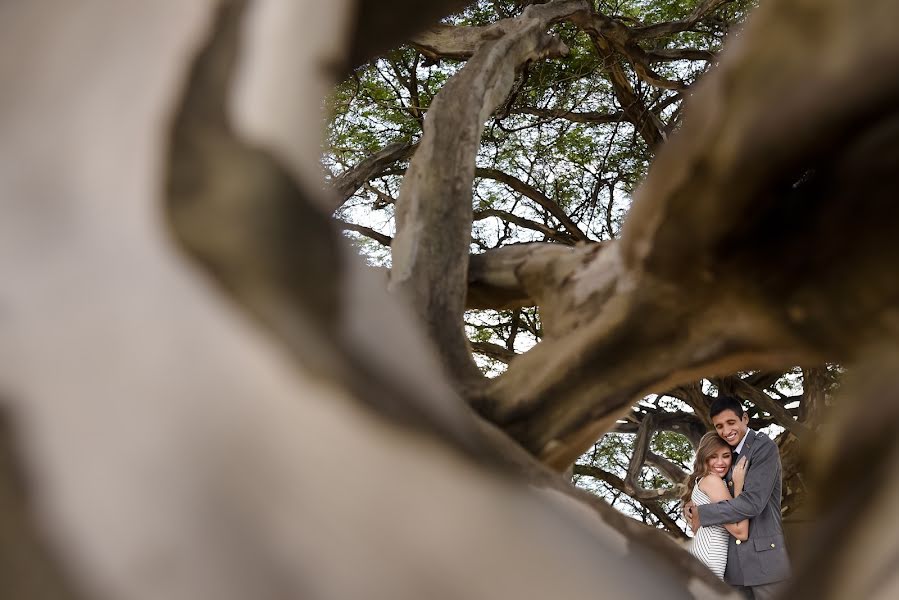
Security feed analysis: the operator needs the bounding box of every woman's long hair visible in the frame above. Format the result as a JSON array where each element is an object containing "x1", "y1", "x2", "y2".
[{"x1": 681, "y1": 432, "x2": 732, "y2": 505}]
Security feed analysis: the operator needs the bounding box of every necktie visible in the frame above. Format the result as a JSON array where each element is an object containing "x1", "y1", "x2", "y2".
[{"x1": 729, "y1": 452, "x2": 738, "y2": 490}]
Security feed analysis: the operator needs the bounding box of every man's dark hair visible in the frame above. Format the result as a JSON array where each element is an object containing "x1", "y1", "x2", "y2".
[{"x1": 709, "y1": 395, "x2": 746, "y2": 419}]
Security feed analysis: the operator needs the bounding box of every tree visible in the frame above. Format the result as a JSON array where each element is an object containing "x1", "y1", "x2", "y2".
[
  {"x1": 3, "y1": 0, "x2": 899, "y2": 599},
  {"x1": 327, "y1": 0, "x2": 831, "y2": 537}
]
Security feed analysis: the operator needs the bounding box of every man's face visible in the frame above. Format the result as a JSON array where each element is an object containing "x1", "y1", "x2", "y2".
[{"x1": 711, "y1": 409, "x2": 749, "y2": 447}]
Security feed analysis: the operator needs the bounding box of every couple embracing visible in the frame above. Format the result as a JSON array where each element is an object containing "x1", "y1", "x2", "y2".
[{"x1": 683, "y1": 396, "x2": 791, "y2": 599}]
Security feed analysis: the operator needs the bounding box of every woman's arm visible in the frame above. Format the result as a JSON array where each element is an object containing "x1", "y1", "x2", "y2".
[{"x1": 698, "y1": 475, "x2": 749, "y2": 541}]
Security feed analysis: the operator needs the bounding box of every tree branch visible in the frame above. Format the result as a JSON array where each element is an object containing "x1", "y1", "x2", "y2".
[
  {"x1": 410, "y1": 23, "x2": 506, "y2": 61},
  {"x1": 645, "y1": 48, "x2": 716, "y2": 63},
  {"x1": 476, "y1": 167, "x2": 589, "y2": 242},
  {"x1": 329, "y1": 139, "x2": 418, "y2": 211},
  {"x1": 799, "y1": 366, "x2": 828, "y2": 426},
  {"x1": 617, "y1": 408, "x2": 707, "y2": 447},
  {"x1": 474, "y1": 208, "x2": 580, "y2": 244},
  {"x1": 646, "y1": 451, "x2": 688, "y2": 485},
  {"x1": 578, "y1": 28, "x2": 666, "y2": 148},
  {"x1": 630, "y1": 0, "x2": 731, "y2": 39},
  {"x1": 471, "y1": 341, "x2": 517, "y2": 363},
  {"x1": 347, "y1": 0, "x2": 475, "y2": 68},
  {"x1": 574, "y1": 463, "x2": 683, "y2": 503},
  {"x1": 714, "y1": 375, "x2": 811, "y2": 439},
  {"x1": 389, "y1": 0, "x2": 591, "y2": 393},
  {"x1": 511, "y1": 105, "x2": 624, "y2": 124},
  {"x1": 466, "y1": 244, "x2": 548, "y2": 310},
  {"x1": 644, "y1": 501, "x2": 689, "y2": 541},
  {"x1": 339, "y1": 221, "x2": 393, "y2": 246}
]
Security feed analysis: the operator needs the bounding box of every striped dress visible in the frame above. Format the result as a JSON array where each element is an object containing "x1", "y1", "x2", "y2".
[{"x1": 689, "y1": 477, "x2": 729, "y2": 579}]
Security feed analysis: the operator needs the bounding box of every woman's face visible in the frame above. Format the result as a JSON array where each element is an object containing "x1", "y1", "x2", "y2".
[{"x1": 706, "y1": 446, "x2": 732, "y2": 478}]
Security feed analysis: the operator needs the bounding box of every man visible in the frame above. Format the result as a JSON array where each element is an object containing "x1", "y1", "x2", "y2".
[{"x1": 686, "y1": 395, "x2": 791, "y2": 599}]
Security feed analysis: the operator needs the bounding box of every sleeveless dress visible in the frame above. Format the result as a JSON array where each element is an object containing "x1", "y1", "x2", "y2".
[{"x1": 689, "y1": 477, "x2": 729, "y2": 579}]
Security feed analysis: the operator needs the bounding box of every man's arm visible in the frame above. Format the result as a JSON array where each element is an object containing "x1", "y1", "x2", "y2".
[{"x1": 696, "y1": 438, "x2": 779, "y2": 527}]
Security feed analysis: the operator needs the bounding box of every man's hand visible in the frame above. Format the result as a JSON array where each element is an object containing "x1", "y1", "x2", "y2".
[
  {"x1": 683, "y1": 501, "x2": 699, "y2": 534},
  {"x1": 732, "y1": 455, "x2": 749, "y2": 495}
]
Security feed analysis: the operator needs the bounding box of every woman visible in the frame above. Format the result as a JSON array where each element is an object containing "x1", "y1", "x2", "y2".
[{"x1": 683, "y1": 432, "x2": 749, "y2": 579}]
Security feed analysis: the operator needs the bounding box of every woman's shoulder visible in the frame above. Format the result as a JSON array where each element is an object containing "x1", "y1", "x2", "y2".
[{"x1": 698, "y1": 474, "x2": 727, "y2": 494}]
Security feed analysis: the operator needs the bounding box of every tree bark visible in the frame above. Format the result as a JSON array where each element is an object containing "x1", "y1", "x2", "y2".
[{"x1": 330, "y1": 139, "x2": 418, "y2": 210}]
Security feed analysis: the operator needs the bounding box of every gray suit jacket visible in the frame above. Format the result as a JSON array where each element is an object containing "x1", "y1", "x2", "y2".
[{"x1": 696, "y1": 430, "x2": 791, "y2": 586}]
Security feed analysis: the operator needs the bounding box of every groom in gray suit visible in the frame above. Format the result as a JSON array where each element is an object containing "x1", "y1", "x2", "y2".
[{"x1": 686, "y1": 395, "x2": 791, "y2": 599}]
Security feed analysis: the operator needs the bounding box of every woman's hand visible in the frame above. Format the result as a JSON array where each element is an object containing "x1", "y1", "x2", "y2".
[
  {"x1": 732, "y1": 456, "x2": 749, "y2": 495},
  {"x1": 683, "y1": 501, "x2": 699, "y2": 533}
]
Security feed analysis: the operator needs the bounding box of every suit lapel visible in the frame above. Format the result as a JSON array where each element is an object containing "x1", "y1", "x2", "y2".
[
  {"x1": 727, "y1": 429, "x2": 756, "y2": 495},
  {"x1": 741, "y1": 429, "x2": 758, "y2": 457}
]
